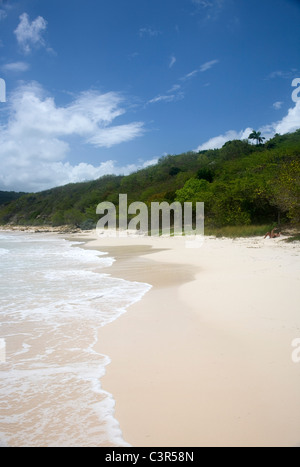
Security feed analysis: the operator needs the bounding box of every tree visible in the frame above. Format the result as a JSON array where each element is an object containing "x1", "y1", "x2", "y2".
[
  {"x1": 197, "y1": 167, "x2": 214, "y2": 183},
  {"x1": 51, "y1": 211, "x2": 65, "y2": 227},
  {"x1": 220, "y1": 139, "x2": 253, "y2": 160},
  {"x1": 64, "y1": 208, "x2": 84, "y2": 227},
  {"x1": 175, "y1": 178, "x2": 212, "y2": 204},
  {"x1": 248, "y1": 131, "x2": 265, "y2": 145},
  {"x1": 272, "y1": 160, "x2": 300, "y2": 224},
  {"x1": 169, "y1": 167, "x2": 181, "y2": 176}
]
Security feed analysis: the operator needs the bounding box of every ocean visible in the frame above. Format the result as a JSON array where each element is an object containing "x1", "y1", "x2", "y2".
[{"x1": 0, "y1": 231, "x2": 151, "y2": 447}]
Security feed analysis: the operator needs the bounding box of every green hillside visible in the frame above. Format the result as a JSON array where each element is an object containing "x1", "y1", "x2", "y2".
[
  {"x1": 0, "y1": 191, "x2": 25, "y2": 206},
  {"x1": 0, "y1": 130, "x2": 299, "y2": 230}
]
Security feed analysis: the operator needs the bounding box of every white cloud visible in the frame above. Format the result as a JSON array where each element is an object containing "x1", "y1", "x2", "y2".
[
  {"x1": 4, "y1": 84, "x2": 144, "y2": 145},
  {"x1": 88, "y1": 122, "x2": 145, "y2": 147},
  {"x1": 273, "y1": 101, "x2": 283, "y2": 110},
  {"x1": 200, "y1": 59, "x2": 219, "y2": 72},
  {"x1": 151, "y1": 59, "x2": 218, "y2": 106},
  {"x1": 259, "y1": 102, "x2": 300, "y2": 139},
  {"x1": 139, "y1": 27, "x2": 161, "y2": 38},
  {"x1": 268, "y1": 70, "x2": 285, "y2": 79},
  {"x1": 195, "y1": 128, "x2": 253, "y2": 151},
  {"x1": 147, "y1": 82, "x2": 184, "y2": 105},
  {"x1": 169, "y1": 55, "x2": 176, "y2": 69},
  {"x1": 192, "y1": 0, "x2": 212, "y2": 5},
  {"x1": 180, "y1": 59, "x2": 219, "y2": 81},
  {"x1": 0, "y1": 9, "x2": 7, "y2": 21},
  {"x1": 191, "y1": 0, "x2": 224, "y2": 8},
  {"x1": 148, "y1": 93, "x2": 183, "y2": 104},
  {"x1": 2, "y1": 61, "x2": 30, "y2": 72},
  {"x1": 274, "y1": 100, "x2": 300, "y2": 134},
  {"x1": 0, "y1": 0, "x2": 10, "y2": 22},
  {"x1": 168, "y1": 84, "x2": 181, "y2": 93},
  {"x1": 267, "y1": 70, "x2": 298, "y2": 80},
  {"x1": 191, "y1": 0, "x2": 225, "y2": 20},
  {"x1": 0, "y1": 158, "x2": 157, "y2": 193},
  {"x1": 180, "y1": 69, "x2": 199, "y2": 81},
  {"x1": 128, "y1": 52, "x2": 139, "y2": 60},
  {"x1": 199, "y1": 0, "x2": 223, "y2": 6},
  {"x1": 14, "y1": 13, "x2": 47, "y2": 54},
  {"x1": 195, "y1": 100, "x2": 300, "y2": 151},
  {"x1": 0, "y1": 82, "x2": 145, "y2": 192},
  {"x1": 141, "y1": 157, "x2": 158, "y2": 168}
]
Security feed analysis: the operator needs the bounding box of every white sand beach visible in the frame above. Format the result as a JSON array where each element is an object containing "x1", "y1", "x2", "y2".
[
  {"x1": 0, "y1": 232, "x2": 300, "y2": 447},
  {"x1": 74, "y1": 232, "x2": 300, "y2": 447},
  {"x1": 74, "y1": 234, "x2": 300, "y2": 447}
]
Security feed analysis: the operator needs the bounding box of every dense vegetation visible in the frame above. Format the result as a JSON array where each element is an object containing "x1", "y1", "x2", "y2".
[
  {"x1": 0, "y1": 130, "x2": 299, "y2": 231},
  {"x1": 0, "y1": 191, "x2": 25, "y2": 206}
]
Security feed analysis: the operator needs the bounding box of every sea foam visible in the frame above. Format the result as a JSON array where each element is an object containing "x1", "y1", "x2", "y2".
[{"x1": 0, "y1": 232, "x2": 151, "y2": 447}]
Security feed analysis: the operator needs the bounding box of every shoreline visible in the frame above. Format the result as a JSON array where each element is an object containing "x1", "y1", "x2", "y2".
[
  {"x1": 71, "y1": 232, "x2": 300, "y2": 447},
  {"x1": 1, "y1": 229, "x2": 300, "y2": 446}
]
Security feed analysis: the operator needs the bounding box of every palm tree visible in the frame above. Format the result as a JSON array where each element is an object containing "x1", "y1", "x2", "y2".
[{"x1": 248, "y1": 130, "x2": 265, "y2": 145}]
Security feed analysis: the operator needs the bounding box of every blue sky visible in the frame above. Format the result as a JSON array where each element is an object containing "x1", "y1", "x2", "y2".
[{"x1": 0, "y1": 0, "x2": 300, "y2": 192}]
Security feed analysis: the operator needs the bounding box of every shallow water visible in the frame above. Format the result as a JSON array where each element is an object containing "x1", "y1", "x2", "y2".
[{"x1": 0, "y1": 232, "x2": 151, "y2": 447}]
